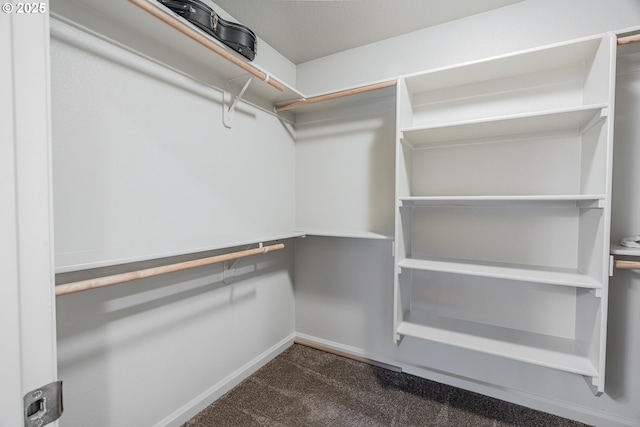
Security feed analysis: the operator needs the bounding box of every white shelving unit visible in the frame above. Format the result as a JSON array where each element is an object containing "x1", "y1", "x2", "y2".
[{"x1": 393, "y1": 33, "x2": 617, "y2": 394}]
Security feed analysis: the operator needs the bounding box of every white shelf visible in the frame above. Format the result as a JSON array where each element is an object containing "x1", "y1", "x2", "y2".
[
  {"x1": 55, "y1": 231, "x2": 305, "y2": 273},
  {"x1": 398, "y1": 257, "x2": 602, "y2": 289},
  {"x1": 298, "y1": 229, "x2": 394, "y2": 240},
  {"x1": 611, "y1": 243, "x2": 640, "y2": 256},
  {"x1": 397, "y1": 311, "x2": 599, "y2": 377},
  {"x1": 401, "y1": 105, "x2": 606, "y2": 147},
  {"x1": 403, "y1": 36, "x2": 602, "y2": 94},
  {"x1": 399, "y1": 195, "x2": 606, "y2": 208},
  {"x1": 275, "y1": 79, "x2": 397, "y2": 114}
]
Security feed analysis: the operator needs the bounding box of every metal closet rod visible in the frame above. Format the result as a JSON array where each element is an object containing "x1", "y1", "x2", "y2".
[
  {"x1": 128, "y1": 0, "x2": 285, "y2": 92},
  {"x1": 55, "y1": 243, "x2": 285, "y2": 296}
]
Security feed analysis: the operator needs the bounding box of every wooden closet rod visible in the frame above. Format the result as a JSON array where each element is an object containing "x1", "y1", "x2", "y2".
[
  {"x1": 55, "y1": 243, "x2": 285, "y2": 296},
  {"x1": 128, "y1": 0, "x2": 285, "y2": 92},
  {"x1": 275, "y1": 79, "x2": 397, "y2": 113},
  {"x1": 613, "y1": 259, "x2": 640, "y2": 270},
  {"x1": 618, "y1": 33, "x2": 640, "y2": 46}
]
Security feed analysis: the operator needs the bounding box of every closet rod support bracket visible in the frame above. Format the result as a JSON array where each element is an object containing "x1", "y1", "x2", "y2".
[
  {"x1": 609, "y1": 255, "x2": 614, "y2": 277},
  {"x1": 223, "y1": 242, "x2": 268, "y2": 284},
  {"x1": 223, "y1": 77, "x2": 253, "y2": 128}
]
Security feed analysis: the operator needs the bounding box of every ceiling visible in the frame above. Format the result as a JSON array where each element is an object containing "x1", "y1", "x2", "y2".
[{"x1": 213, "y1": 0, "x2": 522, "y2": 64}]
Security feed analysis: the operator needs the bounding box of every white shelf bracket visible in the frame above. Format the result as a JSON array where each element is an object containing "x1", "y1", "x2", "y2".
[
  {"x1": 223, "y1": 242, "x2": 254, "y2": 284},
  {"x1": 576, "y1": 199, "x2": 606, "y2": 209},
  {"x1": 222, "y1": 260, "x2": 235, "y2": 284},
  {"x1": 394, "y1": 333, "x2": 403, "y2": 345},
  {"x1": 223, "y1": 77, "x2": 253, "y2": 128},
  {"x1": 583, "y1": 375, "x2": 603, "y2": 396},
  {"x1": 580, "y1": 107, "x2": 607, "y2": 134}
]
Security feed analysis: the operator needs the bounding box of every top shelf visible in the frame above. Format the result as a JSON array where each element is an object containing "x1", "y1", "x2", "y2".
[
  {"x1": 403, "y1": 35, "x2": 604, "y2": 94},
  {"x1": 51, "y1": 0, "x2": 304, "y2": 105},
  {"x1": 51, "y1": 0, "x2": 397, "y2": 113},
  {"x1": 51, "y1": 2, "x2": 615, "y2": 117}
]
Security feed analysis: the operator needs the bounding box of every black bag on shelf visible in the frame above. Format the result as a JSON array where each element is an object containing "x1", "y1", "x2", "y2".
[{"x1": 157, "y1": 0, "x2": 257, "y2": 61}]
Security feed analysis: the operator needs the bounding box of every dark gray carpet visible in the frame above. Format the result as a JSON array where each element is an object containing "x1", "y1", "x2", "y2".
[{"x1": 183, "y1": 344, "x2": 590, "y2": 427}]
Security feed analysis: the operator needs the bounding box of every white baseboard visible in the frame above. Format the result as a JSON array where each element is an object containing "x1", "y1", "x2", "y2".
[
  {"x1": 294, "y1": 333, "x2": 639, "y2": 427},
  {"x1": 155, "y1": 333, "x2": 295, "y2": 427}
]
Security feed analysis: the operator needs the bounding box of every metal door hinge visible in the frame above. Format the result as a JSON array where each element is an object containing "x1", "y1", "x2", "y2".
[{"x1": 24, "y1": 381, "x2": 63, "y2": 427}]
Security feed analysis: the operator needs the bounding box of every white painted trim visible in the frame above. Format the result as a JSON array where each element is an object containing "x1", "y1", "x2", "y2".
[
  {"x1": 0, "y1": 9, "x2": 24, "y2": 424},
  {"x1": 154, "y1": 334, "x2": 295, "y2": 427},
  {"x1": 12, "y1": 2, "x2": 58, "y2": 392},
  {"x1": 294, "y1": 333, "x2": 638, "y2": 427},
  {"x1": 295, "y1": 332, "x2": 392, "y2": 367},
  {"x1": 1, "y1": 3, "x2": 59, "y2": 426}
]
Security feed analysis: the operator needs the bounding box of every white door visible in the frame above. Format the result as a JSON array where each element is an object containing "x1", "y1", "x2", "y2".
[{"x1": 0, "y1": 3, "x2": 59, "y2": 426}]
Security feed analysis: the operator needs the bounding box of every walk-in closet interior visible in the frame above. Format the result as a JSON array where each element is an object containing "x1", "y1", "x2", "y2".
[{"x1": 5, "y1": 0, "x2": 640, "y2": 426}]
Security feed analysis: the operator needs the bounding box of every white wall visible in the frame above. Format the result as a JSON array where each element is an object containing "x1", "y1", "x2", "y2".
[
  {"x1": 293, "y1": 2, "x2": 640, "y2": 426},
  {"x1": 51, "y1": 20, "x2": 297, "y2": 427},
  {"x1": 294, "y1": 94, "x2": 396, "y2": 236}
]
